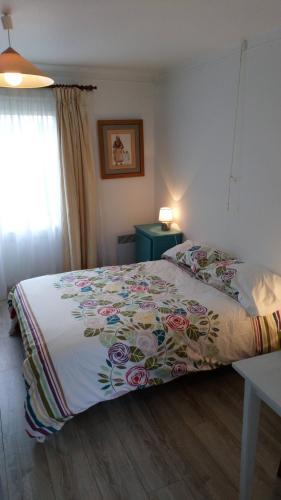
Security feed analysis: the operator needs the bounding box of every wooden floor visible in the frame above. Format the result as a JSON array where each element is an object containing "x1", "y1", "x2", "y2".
[{"x1": 1, "y1": 301, "x2": 281, "y2": 500}]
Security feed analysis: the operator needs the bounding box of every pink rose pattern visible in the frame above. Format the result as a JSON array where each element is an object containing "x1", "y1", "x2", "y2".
[
  {"x1": 126, "y1": 366, "x2": 148, "y2": 387},
  {"x1": 166, "y1": 314, "x2": 189, "y2": 332},
  {"x1": 98, "y1": 306, "x2": 119, "y2": 316},
  {"x1": 171, "y1": 361, "x2": 187, "y2": 377},
  {"x1": 130, "y1": 285, "x2": 148, "y2": 293},
  {"x1": 75, "y1": 279, "x2": 91, "y2": 288},
  {"x1": 55, "y1": 263, "x2": 221, "y2": 396}
]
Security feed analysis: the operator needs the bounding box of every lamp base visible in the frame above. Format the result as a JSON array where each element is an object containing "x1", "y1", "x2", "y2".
[{"x1": 161, "y1": 222, "x2": 171, "y2": 231}]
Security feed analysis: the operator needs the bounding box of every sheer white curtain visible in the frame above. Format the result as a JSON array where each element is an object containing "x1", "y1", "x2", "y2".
[{"x1": 0, "y1": 89, "x2": 63, "y2": 299}]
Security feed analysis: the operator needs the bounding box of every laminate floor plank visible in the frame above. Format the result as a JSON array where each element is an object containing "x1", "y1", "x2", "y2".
[
  {"x1": 107, "y1": 390, "x2": 186, "y2": 493},
  {"x1": 78, "y1": 403, "x2": 148, "y2": 500},
  {"x1": 44, "y1": 418, "x2": 102, "y2": 500},
  {"x1": 143, "y1": 383, "x2": 238, "y2": 500},
  {"x1": 149, "y1": 479, "x2": 195, "y2": 500}
]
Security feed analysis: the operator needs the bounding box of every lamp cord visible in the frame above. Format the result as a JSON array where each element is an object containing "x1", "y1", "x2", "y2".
[{"x1": 7, "y1": 28, "x2": 11, "y2": 46}]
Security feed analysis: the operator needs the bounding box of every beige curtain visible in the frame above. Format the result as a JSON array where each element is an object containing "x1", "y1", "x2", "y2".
[{"x1": 55, "y1": 87, "x2": 97, "y2": 271}]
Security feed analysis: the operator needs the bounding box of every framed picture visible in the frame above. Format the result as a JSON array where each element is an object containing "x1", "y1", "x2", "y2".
[{"x1": 98, "y1": 119, "x2": 144, "y2": 179}]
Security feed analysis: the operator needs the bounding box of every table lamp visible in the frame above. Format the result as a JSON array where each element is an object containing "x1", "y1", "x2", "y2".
[{"x1": 159, "y1": 207, "x2": 173, "y2": 231}]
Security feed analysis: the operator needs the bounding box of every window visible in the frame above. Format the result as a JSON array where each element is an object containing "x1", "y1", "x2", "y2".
[{"x1": 0, "y1": 90, "x2": 62, "y2": 298}]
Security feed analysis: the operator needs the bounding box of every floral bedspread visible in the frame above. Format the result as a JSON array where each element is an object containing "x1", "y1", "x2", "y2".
[
  {"x1": 54, "y1": 263, "x2": 222, "y2": 397},
  {"x1": 10, "y1": 259, "x2": 280, "y2": 439}
]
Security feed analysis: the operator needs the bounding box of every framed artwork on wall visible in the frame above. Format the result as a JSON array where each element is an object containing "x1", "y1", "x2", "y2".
[{"x1": 97, "y1": 119, "x2": 144, "y2": 179}]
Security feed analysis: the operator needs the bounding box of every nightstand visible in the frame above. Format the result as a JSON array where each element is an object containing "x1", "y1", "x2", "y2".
[{"x1": 135, "y1": 224, "x2": 182, "y2": 262}]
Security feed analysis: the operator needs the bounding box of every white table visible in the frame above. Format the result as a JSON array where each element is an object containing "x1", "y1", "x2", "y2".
[{"x1": 233, "y1": 351, "x2": 281, "y2": 500}]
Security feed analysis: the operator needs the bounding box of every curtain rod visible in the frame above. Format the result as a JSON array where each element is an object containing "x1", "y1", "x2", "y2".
[{"x1": 49, "y1": 84, "x2": 97, "y2": 91}]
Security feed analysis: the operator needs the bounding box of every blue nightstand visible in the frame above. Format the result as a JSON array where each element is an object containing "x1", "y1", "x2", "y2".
[{"x1": 135, "y1": 224, "x2": 182, "y2": 262}]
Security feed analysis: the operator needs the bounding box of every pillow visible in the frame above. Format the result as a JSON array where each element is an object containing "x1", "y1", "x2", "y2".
[
  {"x1": 162, "y1": 240, "x2": 196, "y2": 264},
  {"x1": 196, "y1": 260, "x2": 281, "y2": 317},
  {"x1": 162, "y1": 240, "x2": 234, "y2": 274},
  {"x1": 196, "y1": 260, "x2": 241, "y2": 301}
]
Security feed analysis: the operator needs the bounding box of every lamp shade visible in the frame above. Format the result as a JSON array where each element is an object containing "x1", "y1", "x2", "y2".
[
  {"x1": 0, "y1": 47, "x2": 54, "y2": 88},
  {"x1": 159, "y1": 207, "x2": 173, "y2": 223}
]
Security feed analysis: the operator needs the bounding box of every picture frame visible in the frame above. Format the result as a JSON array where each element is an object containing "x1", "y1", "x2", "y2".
[{"x1": 97, "y1": 119, "x2": 144, "y2": 179}]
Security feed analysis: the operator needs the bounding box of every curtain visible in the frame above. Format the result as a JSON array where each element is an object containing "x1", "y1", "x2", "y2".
[
  {"x1": 54, "y1": 88, "x2": 97, "y2": 271},
  {"x1": 0, "y1": 89, "x2": 63, "y2": 300}
]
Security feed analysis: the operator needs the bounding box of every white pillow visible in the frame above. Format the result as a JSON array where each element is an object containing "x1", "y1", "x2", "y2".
[
  {"x1": 232, "y1": 263, "x2": 281, "y2": 316},
  {"x1": 196, "y1": 260, "x2": 281, "y2": 317}
]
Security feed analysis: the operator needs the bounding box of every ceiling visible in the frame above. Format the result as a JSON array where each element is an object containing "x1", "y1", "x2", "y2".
[{"x1": 1, "y1": 0, "x2": 281, "y2": 70}]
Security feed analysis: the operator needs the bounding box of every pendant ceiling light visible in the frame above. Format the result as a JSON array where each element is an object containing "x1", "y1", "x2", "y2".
[{"x1": 0, "y1": 13, "x2": 54, "y2": 88}]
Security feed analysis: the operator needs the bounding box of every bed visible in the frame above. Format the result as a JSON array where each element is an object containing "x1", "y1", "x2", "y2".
[{"x1": 9, "y1": 258, "x2": 281, "y2": 440}]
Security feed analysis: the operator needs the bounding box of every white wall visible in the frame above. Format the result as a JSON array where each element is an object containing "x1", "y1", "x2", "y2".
[
  {"x1": 91, "y1": 79, "x2": 155, "y2": 265},
  {"x1": 155, "y1": 35, "x2": 281, "y2": 274}
]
